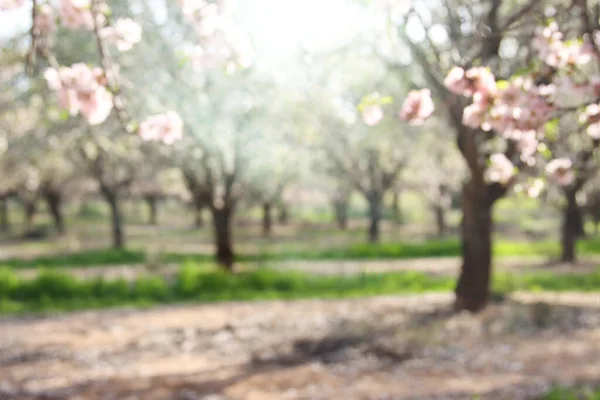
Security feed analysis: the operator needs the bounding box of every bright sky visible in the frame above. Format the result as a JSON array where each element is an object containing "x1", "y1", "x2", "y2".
[
  {"x1": 239, "y1": 0, "x2": 370, "y2": 57},
  {"x1": 0, "y1": 0, "x2": 375, "y2": 57}
]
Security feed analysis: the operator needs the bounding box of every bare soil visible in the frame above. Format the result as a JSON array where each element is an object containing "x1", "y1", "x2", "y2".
[{"x1": 2, "y1": 292, "x2": 600, "y2": 400}]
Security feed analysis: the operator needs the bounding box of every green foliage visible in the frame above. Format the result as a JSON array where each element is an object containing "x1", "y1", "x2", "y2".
[
  {"x1": 3, "y1": 264, "x2": 600, "y2": 314},
  {"x1": 76, "y1": 202, "x2": 106, "y2": 219},
  {"x1": 1, "y1": 249, "x2": 147, "y2": 269},
  {"x1": 4, "y1": 236, "x2": 600, "y2": 271},
  {"x1": 542, "y1": 386, "x2": 600, "y2": 399}
]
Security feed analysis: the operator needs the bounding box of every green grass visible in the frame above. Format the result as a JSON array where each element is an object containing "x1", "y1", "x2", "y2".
[
  {"x1": 3, "y1": 236, "x2": 600, "y2": 270},
  {"x1": 2, "y1": 264, "x2": 600, "y2": 314},
  {"x1": 0, "y1": 249, "x2": 148, "y2": 269},
  {"x1": 542, "y1": 386, "x2": 600, "y2": 399}
]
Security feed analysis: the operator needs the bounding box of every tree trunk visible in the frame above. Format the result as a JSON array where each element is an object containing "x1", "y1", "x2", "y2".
[
  {"x1": 333, "y1": 200, "x2": 348, "y2": 230},
  {"x1": 391, "y1": 190, "x2": 402, "y2": 224},
  {"x1": 146, "y1": 196, "x2": 158, "y2": 225},
  {"x1": 0, "y1": 196, "x2": 9, "y2": 232},
  {"x1": 105, "y1": 192, "x2": 124, "y2": 249},
  {"x1": 211, "y1": 206, "x2": 234, "y2": 271},
  {"x1": 23, "y1": 201, "x2": 37, "y2": 234},
  {"x1": 262, "y1": 202, "x2": 272, "y2": 237},
  {"x1": 367, "y1": 193, "x2": 381, "y2": 243},
  {"x1": 277, "y1": 203, "x2": 289, "y2": 225},
  {"x1": 44, "y1": 191, "x2": 65, "y2": 234},
  {"x1": 561, "y1": 191, "x2": 584, "y2": 263},
  {"x1": 454, "y1": 181, "x2": 494, "y2": 313},
  {"x1": 194, "y1": 199, "x2": 204, "y2": 228},
  {"x1": 433, "y1": 205, "x2": 447, "y2": 236}
]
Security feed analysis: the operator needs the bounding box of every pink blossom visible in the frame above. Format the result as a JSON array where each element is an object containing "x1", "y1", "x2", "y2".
[
  {"x1": 546, "y1": 158, "x2": 575, "y2": 186},
  {"x1": 496, "y1": 82, "x2": 525, "y2": 108},
  {"x1": 466, "y1": 67, "x2": 496, "y2": 97},
  {"x1": 399, "y1": 89, "x2": 434, "y2": 125},
  {"x1": 100, "y1": 18, "x2": 142, "y2": 52},
  {"x1": 43, "y1": 63, "x2": 113, "y2": 125},
  {"x1": 579, "y1": 104, "x2": 600, "y2": 139},
  {"x1": 444, "y1": 67, "x2": 468, "y2": 95},
  {"x1": 59, "y1": 0, "x2": 94, "y2": 30},
  {"x1": 361, "y1": 105, "x2": 384, "y2": 126},
  {"x1": 516, "y1": 130, "x2": 538, "y2": 164},
  {"x1": 487, "y1": 104, "x2": 515, "y2": 134},
  {"x1": 0, "y1": 0, "x2": 24, "y2": 11},
  {"x1": 139, "y1": 111, "x2": 184, "y2": 145},
  {"x1": 525, "y1": 179, "x2": 545, "y2": 198},
  {"x1": 34, "y1": 4, "x2": 56, "y2": 35},
  {"x1": 180, "y1": 0, "x2": 220, "y2": 36},
  {"x1": 462, "y1": 101, "x2": 489, "y2": 129},
  {"x1": 486, "y1": 153, "x2": 515, "y2": 185},
  {"x1": 444, "y1": 66, "x2": 496, "y2": 98}
]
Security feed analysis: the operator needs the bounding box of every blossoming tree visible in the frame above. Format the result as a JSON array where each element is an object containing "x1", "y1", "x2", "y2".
[{"x1": 379, "y1": 0, "x2": 600, "y2": 311}]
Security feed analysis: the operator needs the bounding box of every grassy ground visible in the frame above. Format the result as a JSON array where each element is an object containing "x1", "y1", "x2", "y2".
[
  {"x1": 2, "y1": 236, "x2": 600, "y2": 269},
  {"x1": 542, "y1": 386, "x2": 600, "y2": 399},
  {"x1": 2, "y1": 264, "x2": 600, "y2": 314}
]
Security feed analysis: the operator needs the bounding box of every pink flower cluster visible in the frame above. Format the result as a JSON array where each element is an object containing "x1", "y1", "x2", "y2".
[
  {"x1": 139, "y1": 111, "x2": 184, "y2": 145},
  {"x1": 179, "y1": 0, "x2": 221, "y2": 37},
  {"x1": 100, "y1": 18, "x2": 142, "y2": 52},
  {"x1": 546, "y1": 158, "x2": 575, "y2": 186},
  {"x1": 486, "y1": 153, "x2": 515, "y2": 185},
  {"x1": 399, "y1": 89, "x2": 434, "y2": 126},
  {"x1": 59, "y1": 0, "x2": 94, "y2": 30},
  {"x1": 178, "y1": 0, "x2": 253, "y2": 71},
  {"x1": 532, "y1": 22, "x2": 593, "y2": 69},
  {"x1": 579, "y1": 104, "x2": 600, "y2": 139},
  {"x1": 361, "y1": 105, "x2": 384, "y2": 126},
  {"x1": 445, "y1": 67, "x2": 558, "y2": 168},
  {"x1": 44, "y1": 63, "x2": 113, "y2": 125}
]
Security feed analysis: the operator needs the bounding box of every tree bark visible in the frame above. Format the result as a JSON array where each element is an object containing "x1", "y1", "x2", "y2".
[
  {"x1": 561, "y1": 191, "x2": 584, "y2": 263},
  {"x1": 194, "y1": 199, "x2": 204, "y2": 228},
  {"x1": 367, "y1": 193, "x2": 382, "y2": 243},
  {"x1": 277, "y1": 203, "x2": 289, "y2": 225},
  {"x1": 433, "y1": 205, "x2": 447, "y2": 236},
  {"x1": 105, "y1": 192, "x2": 124, "y2": 249},
  {"x1": 146, "y1": 196, "x2": 158, "y2": 226},
  {"x1": 333, "y1": 200, "x2": 348, "y2": 230},
  {"x1": 454, "y1": 181, "x2": 494, "y2": 313},
  {"x1": 44, "y1": 191, "x2": 65, "y2": 234},
  {"x1": 392, "y1": 190, "x2": 402, "y2": 224},
  {"x1": 23, "y1": 201, "x2": 37, "y2": 234},
  {"x1": 0, "y1": 196, "x2": 9, "y2": 232},
  {"x1": 211, "y1": 206, "x2": 234, "y2": 271},
  {"x1": 262, "y1": 202, "x2": 272, "y2": 237}
]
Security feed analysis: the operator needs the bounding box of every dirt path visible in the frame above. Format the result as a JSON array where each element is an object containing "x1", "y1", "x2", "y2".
[
  {"x1": 2, "y1": 292, "x2": 600, "y2": 399},
  {"x1": 12, "y1": 255, "x2": 600, "y2": 282}
]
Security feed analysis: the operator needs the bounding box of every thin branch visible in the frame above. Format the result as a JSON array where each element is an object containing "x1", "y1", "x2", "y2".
[{"x1": 91, "y1": 0, "x2": 133, "y2": 134}]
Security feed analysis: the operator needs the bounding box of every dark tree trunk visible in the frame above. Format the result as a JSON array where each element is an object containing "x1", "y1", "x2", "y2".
[
  {"x1": 333, "y1": 200, "x2": 348, "y2": 230},
  {"x1": 561, "y1": 191, "x2": 584, "y2": 263},
  {"x1": 277, "y1": 203, "x2": 289, "y2": 225},
  {"x1": 454, "y1": 181, "x2": 494, "y2": 313},
  {"x1": 105, "y1": 192, "x2": 124, "y2": 249},
  {"x1": 367, "y1": 193, "x2": 382, "y2": 243},
  {"x1": 433, "y1": 205, "x2": 447, "y2": 237},
  {"x1": 194, "y1": 199, "x2": 204, "y2": 228},
  {"x1": 44, "y1": 191, "x2": 65, "y2": 234},
  {"x1": 146, "y1": 196, "x2": 158, "y2": 225},
  {"x1": 23, "y1": 201, "x2": 37, "y2": 234},
  {"x1": 391, "y1": 190, "x2": 402, "y2": 224},
  {"x1": 262, "y1": 202, "x2": 272, "y2": 237},
  {"x1": 211, "y1": 206, "x2": 234, "y2": 271},
  {"x1": 0, "y1": 196, "x2": 9, "y2": 232}
]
